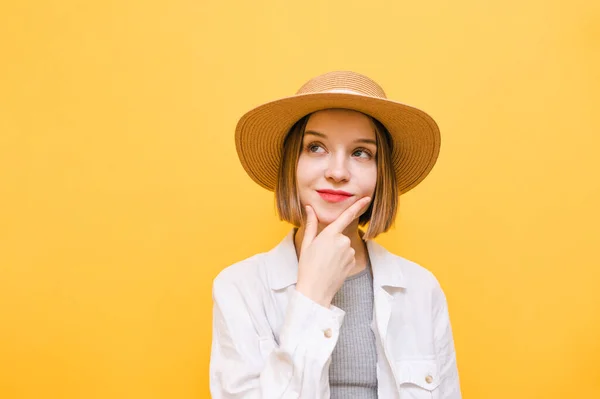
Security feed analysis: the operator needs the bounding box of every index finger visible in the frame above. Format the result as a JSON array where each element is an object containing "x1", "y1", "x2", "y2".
[{"x1": 324, "y1": 197, "x2": 372, "y2": 234}]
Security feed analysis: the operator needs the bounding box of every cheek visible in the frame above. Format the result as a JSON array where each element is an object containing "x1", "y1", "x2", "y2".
[
  {"x1": 296, "y1": 156, "x2": 320, "y2": 186},
  {"x1": 358, "y1": 164, "x2": 377, "y2": 195}
]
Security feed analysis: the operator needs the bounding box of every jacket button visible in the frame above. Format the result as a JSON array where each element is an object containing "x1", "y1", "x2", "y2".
[
  {"x1": 323, "y1": 328, "x2": 333, "y2": 338},
  {"x1": 425, "y1": 375, "x2": 433, "y2": 384}
]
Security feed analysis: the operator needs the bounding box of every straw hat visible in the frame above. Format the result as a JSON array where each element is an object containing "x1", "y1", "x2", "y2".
[{"x1": 235, "y1": 71, "x2": 440, "y2": 194}]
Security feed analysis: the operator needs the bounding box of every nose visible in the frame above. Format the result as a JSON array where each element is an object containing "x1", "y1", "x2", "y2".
[{"x1": 324, "y1": 153, "x2": 350, "y2": 182}]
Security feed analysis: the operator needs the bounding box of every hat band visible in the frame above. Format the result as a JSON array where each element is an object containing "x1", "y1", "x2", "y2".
[{"x1": 317, "y1": 88, "x2": 385, "y2": 98}]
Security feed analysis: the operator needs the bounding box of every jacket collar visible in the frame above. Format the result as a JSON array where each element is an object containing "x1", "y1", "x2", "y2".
[{"x1": 266, "y1": 229, "x2": 406, "y2": 291}]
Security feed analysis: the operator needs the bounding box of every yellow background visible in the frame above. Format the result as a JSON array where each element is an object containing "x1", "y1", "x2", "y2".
[{"x1": 1, "y1": 0, "x2": 599, "y2": 398}]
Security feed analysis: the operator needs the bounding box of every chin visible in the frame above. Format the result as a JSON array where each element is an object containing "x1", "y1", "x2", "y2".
[{"x1": 313, "y1": 207, "x2": 345, "y2": 226}]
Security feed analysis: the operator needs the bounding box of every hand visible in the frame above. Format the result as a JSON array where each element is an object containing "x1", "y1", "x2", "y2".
[{"x1": 295, "y1": 197, "x2": 372, "y2": 308}]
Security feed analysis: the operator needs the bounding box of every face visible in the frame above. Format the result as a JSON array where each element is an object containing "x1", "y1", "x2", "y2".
[{"x1": 296, "y1": 109, "x2": 377, "y2": 227}]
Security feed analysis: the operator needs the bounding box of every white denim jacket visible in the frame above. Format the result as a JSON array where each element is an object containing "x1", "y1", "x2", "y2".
[{"x1": 210, "y1": 230, "x2": 461, "y2": 398}]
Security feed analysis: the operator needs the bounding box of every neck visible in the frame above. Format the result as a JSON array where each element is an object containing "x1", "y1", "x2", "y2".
[{"x1": 293, "y1": 222, "x2": 370, "y2": 276}]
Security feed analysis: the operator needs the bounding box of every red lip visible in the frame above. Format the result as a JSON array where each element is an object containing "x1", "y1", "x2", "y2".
[
  {"x1": 317, "y1": 189, "x2": 353, "y2": 203},
  {"x1": 317, "y1": 189, "x2": 353, "y2": 196}
]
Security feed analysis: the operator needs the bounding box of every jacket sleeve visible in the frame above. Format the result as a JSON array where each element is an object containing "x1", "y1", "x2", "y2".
[
  {"x1": 210, "y1": 276, "x2": 345, "y2": 399},
  {"x1": 432, "y1": 280, "x2": 462, "y2": 399}
]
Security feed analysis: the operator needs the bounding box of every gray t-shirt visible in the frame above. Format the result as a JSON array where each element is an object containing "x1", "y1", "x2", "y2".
[{"x1": 329, "y1": 267, "x2": 378, "y2": 398}]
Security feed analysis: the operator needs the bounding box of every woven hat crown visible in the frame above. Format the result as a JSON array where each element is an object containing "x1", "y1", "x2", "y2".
[{"x1": 295, "y1": 71, "x2": 387, "y2": 98}]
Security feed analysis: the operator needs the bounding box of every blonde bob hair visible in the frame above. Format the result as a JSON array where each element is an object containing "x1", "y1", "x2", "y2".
[{"x1": 275, "y1": 111, "x2": 398, "y2": 240}]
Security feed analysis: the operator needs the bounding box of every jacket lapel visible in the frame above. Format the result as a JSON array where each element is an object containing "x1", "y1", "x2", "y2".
[
  {"x1": 266, "y1": 230, "x2": 299, "y2": 291},
  {"x1": 367, "y1": 239, "x2": 406, "y2": 343}
]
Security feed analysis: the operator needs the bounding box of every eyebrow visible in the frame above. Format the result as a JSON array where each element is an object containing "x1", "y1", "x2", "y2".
[{"x1": 304, "y1": 130, "x2": 377, "y2": 146}]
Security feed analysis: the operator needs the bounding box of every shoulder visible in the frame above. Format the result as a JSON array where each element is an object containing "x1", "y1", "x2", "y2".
[
  {"x1": 390, "y1": 252, "x2": 451, "y2": 313},
  {"x1": 383, "y1": 250, "x2": 451, "y2": 319},
  {"x1": 369, "y1": 240, "x2": 444, "y2": 295},
  {"x1": 398, "y1": 254, "x2": 442, "y2": 291},
  {"x1": 213, "y1": 230, "x2": 298, "y2": 298},
  {"x1": 212, "y1": 252, "x2": 269, "y2": 299}
]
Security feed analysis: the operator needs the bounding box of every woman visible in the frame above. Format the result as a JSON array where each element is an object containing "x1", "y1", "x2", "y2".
[{"x1": 210, "y1": 71, "x2": 461, "y2": 398}]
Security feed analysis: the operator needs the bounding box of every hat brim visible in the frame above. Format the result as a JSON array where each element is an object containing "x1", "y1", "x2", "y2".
[{"x1": 235, "y1": 92, "x2": 440, "y2": 194}]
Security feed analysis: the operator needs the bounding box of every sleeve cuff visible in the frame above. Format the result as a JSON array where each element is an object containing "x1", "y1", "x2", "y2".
[{"x1": 279, "y1": 288, "x2": 345, "y2": 362}]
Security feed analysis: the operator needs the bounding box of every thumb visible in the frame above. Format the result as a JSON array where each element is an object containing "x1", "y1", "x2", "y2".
[{"x1": 301, "y1": 205, "x2": 318, "y2": 253}]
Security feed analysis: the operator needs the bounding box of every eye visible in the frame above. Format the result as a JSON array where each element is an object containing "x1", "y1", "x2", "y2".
[
  {"x1": 352, "y1": 148, "x2": 373, "y2": 159},
  {"x1": 306, "y1": 142, "x2": 325, "y2": 153}
]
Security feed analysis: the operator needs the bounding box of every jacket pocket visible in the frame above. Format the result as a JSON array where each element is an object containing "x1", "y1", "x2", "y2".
[{"x1": 394, "y1": 359, "x2": 441, "y2": 399}]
